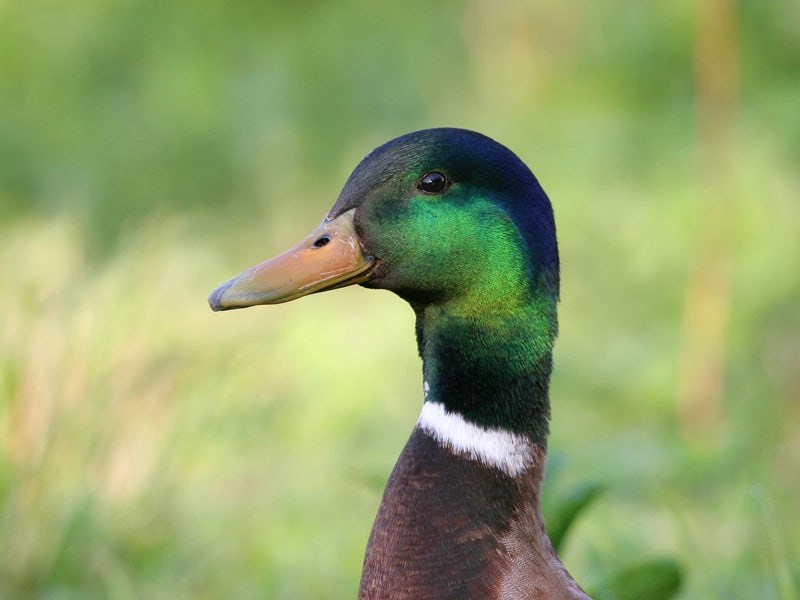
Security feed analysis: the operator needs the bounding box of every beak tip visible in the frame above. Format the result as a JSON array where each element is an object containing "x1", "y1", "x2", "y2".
[{"x1": 208, "y1": 280, "x2": 234, "y2": 312}]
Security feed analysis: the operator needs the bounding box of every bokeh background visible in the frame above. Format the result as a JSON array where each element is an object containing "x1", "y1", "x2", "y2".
[{"x1": 1, "y1": 0, "x2": 798, "y2": 598}]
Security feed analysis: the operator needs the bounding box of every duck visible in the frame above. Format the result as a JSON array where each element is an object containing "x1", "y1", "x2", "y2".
[{"x1": 209, "y1": 128, "x2": 590, "y2": 599}]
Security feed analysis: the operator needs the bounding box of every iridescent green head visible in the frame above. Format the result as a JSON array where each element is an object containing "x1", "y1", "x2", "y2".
[
  {"x1": 330, "y1": 128, "x2": 559, "y2": 318},
  {"x1": 210, "y1": 128, "x2": 558, "y2": 318}
]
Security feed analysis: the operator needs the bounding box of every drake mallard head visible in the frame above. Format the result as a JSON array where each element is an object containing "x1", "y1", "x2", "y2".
[{"x1": 209, "y1": 127, "x2": 558, "y2": 320}]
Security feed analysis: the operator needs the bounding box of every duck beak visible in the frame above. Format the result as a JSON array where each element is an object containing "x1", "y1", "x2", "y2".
[{"x1": 209, "y1": 209, "x2": 375, "y2": 311}]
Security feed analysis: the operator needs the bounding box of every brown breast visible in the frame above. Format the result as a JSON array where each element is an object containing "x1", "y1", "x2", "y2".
[{"x1": 358, "y1": 429, "x2": 590, "y2": 600}]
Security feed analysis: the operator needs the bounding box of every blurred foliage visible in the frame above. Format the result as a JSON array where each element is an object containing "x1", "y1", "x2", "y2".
[
  {"x1": 545, "y1": 481, "x2": 684, "y2": 599},
  {"x1": 591, "y1": 558, "x2": 683, "y2": 600},
  {"x1": 1, "y1": 0, "x2": 799, "y2": 598},
  {"x1": 545, "y1": 481, "x2": 605, "y2": 555}
]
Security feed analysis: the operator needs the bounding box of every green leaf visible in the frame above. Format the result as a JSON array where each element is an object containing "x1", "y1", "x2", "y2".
[
  {"x1": 592, "y1": 558, "x2": 683, "y2": 600},
  {"x1": 545, "y1": 482, "x2": 604, "y2": 554}
]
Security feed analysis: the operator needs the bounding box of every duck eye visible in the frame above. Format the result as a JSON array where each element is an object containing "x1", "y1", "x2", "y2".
[{"x1": 417, "y1": 172, "x2": 449, "y2": 195}]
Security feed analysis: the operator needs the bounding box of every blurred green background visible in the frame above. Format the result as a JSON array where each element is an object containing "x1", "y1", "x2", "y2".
[{"x1": 1, "y1": 0, "x2": 798, "y2": 598}]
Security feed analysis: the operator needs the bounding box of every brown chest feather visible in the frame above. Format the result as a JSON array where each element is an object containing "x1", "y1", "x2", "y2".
[{"x1": 358, "y1": 430, "x2": 590, "y2": 600}]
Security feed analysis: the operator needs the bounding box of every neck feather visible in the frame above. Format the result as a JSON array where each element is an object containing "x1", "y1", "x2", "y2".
[{"x1": 414, "y1": 295, "x2": 557, "y2": 448}]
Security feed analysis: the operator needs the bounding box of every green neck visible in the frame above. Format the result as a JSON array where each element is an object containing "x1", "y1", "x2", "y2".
[{"x1": 414, "y1": 292, "x2": 557, "y2": 448}]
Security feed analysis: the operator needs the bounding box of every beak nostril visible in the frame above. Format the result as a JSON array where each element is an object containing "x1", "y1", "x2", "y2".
[{"x1": 312, "y1": 236, "x2": 331, "y2": 248}]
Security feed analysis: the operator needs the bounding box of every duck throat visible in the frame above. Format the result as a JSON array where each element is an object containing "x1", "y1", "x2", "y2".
[{"x1": 414, "y1": 300, "x2": 556, "y2": 449}]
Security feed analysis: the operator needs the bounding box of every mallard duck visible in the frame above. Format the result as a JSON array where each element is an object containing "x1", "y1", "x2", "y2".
[{"x1": 209, "y1": 128, "x2": 590, "y2": 599}]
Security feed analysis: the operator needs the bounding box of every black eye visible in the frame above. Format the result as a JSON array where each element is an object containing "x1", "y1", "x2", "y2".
[{"x1": 417, "y1": 172, "x2": 449, "y2": 195}]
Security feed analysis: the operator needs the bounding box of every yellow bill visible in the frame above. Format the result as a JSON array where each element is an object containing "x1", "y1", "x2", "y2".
[{"x1": 209, "y1": 209, "x2": 375, "y2": 311}]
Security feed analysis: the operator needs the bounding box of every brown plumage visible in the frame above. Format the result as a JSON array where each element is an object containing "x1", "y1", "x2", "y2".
[{"x1": 359, "y1": 430, "x2": 589, "y2": 600}]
